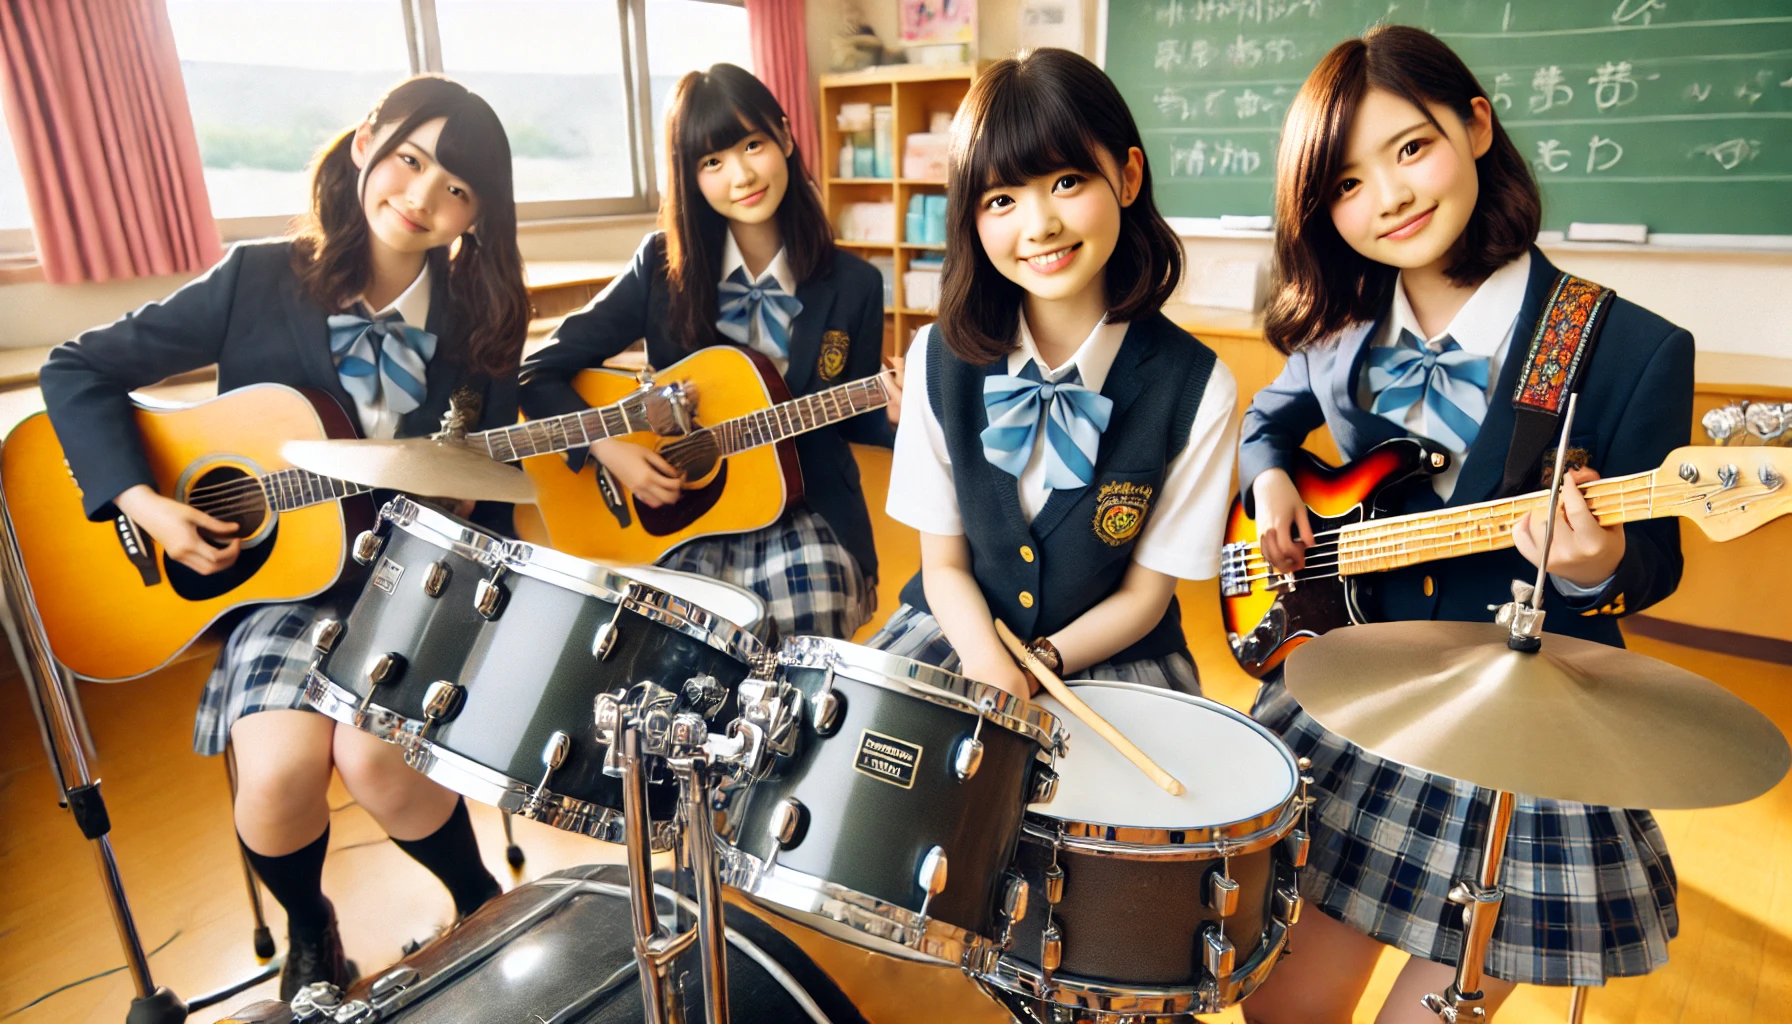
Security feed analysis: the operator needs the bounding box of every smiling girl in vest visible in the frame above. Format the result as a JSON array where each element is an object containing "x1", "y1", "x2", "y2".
[
  {"x1": 868, "y1": 48, "x2": 1238, "y2": 699},
  {"x1": 41, "y1": 75, "x2": 529, "y2": 998},
  {"x1": 520, "y1": 64, "x2": 896, "y2": 642},
  {"x1": 1236, "y1": 27, "x2": 1690, "y2": 1023}
]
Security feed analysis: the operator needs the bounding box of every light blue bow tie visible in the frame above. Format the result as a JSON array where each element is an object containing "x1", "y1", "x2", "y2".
[
  {"x1": 1365, "y1": 330, "x2": 1490, "y2": 452},
  {"x1": 717, "y1": 267, "x2": 803, "y2": 356},
  {"x1": 327, "y1": 311, "x2": 437, "y2": 416},
  {"x1": 980, "y1": 361, "x2": 1114, "y2": 490}
]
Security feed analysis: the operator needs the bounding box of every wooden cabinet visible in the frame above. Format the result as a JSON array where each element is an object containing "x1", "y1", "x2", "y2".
[{"x1": 818, "y1": 64, "x2": 978, "y2": 358}]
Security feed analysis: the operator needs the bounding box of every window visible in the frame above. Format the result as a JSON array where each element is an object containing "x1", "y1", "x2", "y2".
[
  {"x1": 0, "y1": 102, "x2": 33, "y2": 252},
  {"x1": 167, "y1": 0, "x2": 752, "y2": 232}
]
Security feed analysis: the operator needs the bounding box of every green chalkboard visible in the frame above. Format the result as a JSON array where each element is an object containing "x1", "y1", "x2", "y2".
[{"x1": 1104, "y1": 1, "x2": 1792, "y2": 235}]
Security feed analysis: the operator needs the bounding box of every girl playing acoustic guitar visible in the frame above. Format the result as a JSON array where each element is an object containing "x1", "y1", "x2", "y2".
[
  {"x1": 869, "y1": 48, "x2": 1238, "y2": 700},
  {"x1": 520, "y1": 64, "x2": 897, "y2": 641},
  {"x1": 40, "y1": 76, "x2": 527, "y2": 998},
  {"x1": 1238, "y1": 27, "x2": 1691, "y2": 1024}
]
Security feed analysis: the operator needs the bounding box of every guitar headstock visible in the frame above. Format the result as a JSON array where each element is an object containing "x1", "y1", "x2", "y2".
[
  {"x1": 623, "y1": 380, "x2": 697, "y2": 437},
  {"x1": 1660, "y1": 445, "x2": 1792, "y2": 541}
]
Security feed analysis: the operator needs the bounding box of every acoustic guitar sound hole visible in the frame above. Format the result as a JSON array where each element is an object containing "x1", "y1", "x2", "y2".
[
  {"x1": 164, "y1": 465, "x2": 278, "y2": 601},
  {"x1": 183, "y1": 465, "x2": 269, "y2": 540}
]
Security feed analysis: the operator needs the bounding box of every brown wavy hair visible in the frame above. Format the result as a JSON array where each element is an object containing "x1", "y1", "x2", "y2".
[
  {"x1": 289, "y1": 75, "x2": 529, "y2": 378},
  {"x1": 1265, "y1": 25, "x2": 1540, "y2": 355},
  {"x1": 661, "y1": 64, "x2": 833, "y2": 351},
  {"x1": 936, "y1": 48, "x2": 1183, "y2": 365}
]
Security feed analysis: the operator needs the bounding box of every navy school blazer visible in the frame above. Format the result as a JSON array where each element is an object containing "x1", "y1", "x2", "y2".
[
  {"x1": 1236, "y1": 247, "x2": 1693, "y2": 647},
  {"x1": 518, "y1": 231, "x2": 894, "y2": 581},
  {"x1": 39, "y1": 239, "x2": 521, "y2": 535}
]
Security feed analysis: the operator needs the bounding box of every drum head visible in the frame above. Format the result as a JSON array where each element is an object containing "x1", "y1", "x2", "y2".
[
  {"x1": 1032, "y1": 681, "x2": 1296, "y2": 833},
  {"x1": 617, "y1": 565, "x2": 767, "y2": 635}
]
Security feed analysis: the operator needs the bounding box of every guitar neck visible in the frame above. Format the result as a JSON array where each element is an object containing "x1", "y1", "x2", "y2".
[
  {"x1": 706, "y1": 376, "x2": 890, "y2": 457},
  {"x1": 259, "y1": 468, "x2": 371, "y2": 512},
  {"x1": 1335, "y1": 469, "x2": 1664, "y2": 576},
  {"x1": 469, "y1": 402, "x2": 646, "y2": 463}
]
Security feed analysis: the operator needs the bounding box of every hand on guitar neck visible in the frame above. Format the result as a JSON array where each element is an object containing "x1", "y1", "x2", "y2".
[
  {"x1": 1512, "y1": 466, "x2": 1625, "y2": 589},
  {"x1": 113, "y1": 484, "x2": 241, "y2": 575}
]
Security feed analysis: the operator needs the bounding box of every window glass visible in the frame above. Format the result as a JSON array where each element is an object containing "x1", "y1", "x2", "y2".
[
  {"x1": 435, "y1": 0, "x2": 636, "y2": 203},
  {"x1": 646, "y1": 0, "x2": 754, "y2": 184},
  {"x1": 167, "y1": 0, "x2": 413, "y2": 219},
  {"x1": 0, "y1": 103, "x2": 30, "y2": 231}
]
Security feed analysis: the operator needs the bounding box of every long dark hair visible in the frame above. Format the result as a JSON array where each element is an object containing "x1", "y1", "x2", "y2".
[
  {"x1": 290, "y1": 75, "x2": 529, "y2": 378},
  {"x1": 662, "y1": 64, "x2": 833, "y2": 351},
  {"x1": 1265, "y1": 25, "x2": 1540, "y2": 355},
  {"x1": 936, "y1": 48, "x2": 1183, "y2": 365}
]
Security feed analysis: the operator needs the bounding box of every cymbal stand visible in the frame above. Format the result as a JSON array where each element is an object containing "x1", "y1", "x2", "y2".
[
  {"x1": 618, "y1": 722, "x2": 696, "y2": 1024},
  {"x1": 0, "y1": 486, "x2": 186, "y2": 1023},
  {"x1": 1428, "y1": 396, "x2": 1580, "y2": 1021}
]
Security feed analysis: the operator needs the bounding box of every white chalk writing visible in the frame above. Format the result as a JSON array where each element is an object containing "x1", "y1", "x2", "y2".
[
  {"x1": 1530, "y1": 66, "x2": 1574, "y2": 114},
  {"x1": 1587, "y1": 135, "x2": 1624, "y2": 172}
]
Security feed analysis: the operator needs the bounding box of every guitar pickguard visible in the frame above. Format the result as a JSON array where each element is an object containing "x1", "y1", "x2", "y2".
[
  {"x1": 633, "y1": 461, "x2": 729, "y2": 537},
  {"x1": 1228, "y1": 508, "x2": 1362, "y2": 676},
  {"x1": 163, "y1": 522, "x2": 280, "y2": 601}
]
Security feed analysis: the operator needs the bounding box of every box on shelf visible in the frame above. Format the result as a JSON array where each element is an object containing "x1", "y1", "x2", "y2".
[
  {"x1": 902, "y1": 132, "x2": 949, "y2": 181},
  {"x1": 1182, "y1": 257, "x2": 1267, "y2": 312},
  {"x1": 922, "y1": 194, "x2": 947, "y2": 245},
  {"x1": 837, "y1": 103, "x2": 875, "y2": 179},
  {"x1": 903, "y1": 265, "x2": 942, "y2": 312},
  {"x1": 838, "y1": 201, "x2": 897, "y2": 242}
]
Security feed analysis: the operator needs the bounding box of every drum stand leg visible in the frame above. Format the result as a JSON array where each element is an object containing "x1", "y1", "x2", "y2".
[
  {"x1": 501, "y1": 810, "x2": 526, "y2": 869},
  {"x1": 619, "y1": 723, "x2": 697, "y2": 1024},
  {"x1": 671, "y1": 750, "x2": 729, "y2": 1024},
  {"x1": 0, "y1": 493, "x2": 186, "y2": 1023},
  {"x1": 1423, "y1": 790, "x2": 1517, "y2": 1022},
  {"x1": 1568, "y1": 986, "x2": 1590, "y2": 1023}
]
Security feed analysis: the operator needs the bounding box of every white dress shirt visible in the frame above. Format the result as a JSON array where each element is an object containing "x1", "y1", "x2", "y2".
[
  {"x1": 888, "y1": 315, "x2": 1240, "y2": 581},
  {"x1": 1357, "y1": 250, "x2": 1531, "y2": 498},
  {"x1": 347, "y1": 263, "x2": 432, "y2": 440},
  {"x1": 719, "y1": 231, "x2": 798, "y2": 375}
]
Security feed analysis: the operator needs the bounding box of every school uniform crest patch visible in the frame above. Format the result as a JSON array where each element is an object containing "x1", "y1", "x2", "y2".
[
  {"x1": 1093, "y1": 481, "x2": 1152, "y2": 546},
  {"x1": 818, "y1": 330, "x2": 851, "y2": 381}
]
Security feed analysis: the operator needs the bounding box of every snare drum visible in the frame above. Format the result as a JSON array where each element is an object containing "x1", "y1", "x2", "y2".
[
  {"x1": 983, "y1": 681, "x2": 1304, "y2": 1018},
  {"x1": 717, "y1": 637, "x2": 1061, "y2": 974},
  {"x1": 401, "y1": 542, "x2": 770, "y2": 843},
  {"x1": 303, "y1": 497, "x2": 507, "y2": 743}
]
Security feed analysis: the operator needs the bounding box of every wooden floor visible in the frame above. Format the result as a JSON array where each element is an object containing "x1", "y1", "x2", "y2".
[{"x1": 1, "y1": 446, "x2": 1788, "y2": 1023}]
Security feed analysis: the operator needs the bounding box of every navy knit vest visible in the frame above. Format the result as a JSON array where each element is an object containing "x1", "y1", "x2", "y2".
[{"x1": 897, "y1": 313, "x2": 1217, "y2": 663}]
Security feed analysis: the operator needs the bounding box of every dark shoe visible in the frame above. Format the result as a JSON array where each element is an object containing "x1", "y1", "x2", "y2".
[{"x1": 280, "y1": 898, "x2": 357, "y2": 1001}]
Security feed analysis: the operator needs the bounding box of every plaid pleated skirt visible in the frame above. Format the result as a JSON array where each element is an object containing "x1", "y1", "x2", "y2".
[
  {"x1": 192, "y1": 600, "x2": 336, "y2": 756},
  {"x1": 658, "y1": 507, "x2": 872, "y2": 643},
  {"x1": 866, "y1": 603, "x2": 1202, "y2": 695},
  {"x1": 1252, "y1": 673, "x2": 1678, "y2": 986}
]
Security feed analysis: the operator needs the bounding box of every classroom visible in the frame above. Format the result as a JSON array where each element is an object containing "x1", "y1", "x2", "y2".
[{"x1": 1, "y1": 1, "x2": 1788, "y2": 1023}]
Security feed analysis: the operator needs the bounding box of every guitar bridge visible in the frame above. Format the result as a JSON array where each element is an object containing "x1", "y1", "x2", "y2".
[{"x1": 113, "y1": 514, "x2": 161, "y2": 587}]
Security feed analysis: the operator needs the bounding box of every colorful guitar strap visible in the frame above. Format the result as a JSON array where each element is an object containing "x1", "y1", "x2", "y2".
[{"x1": 1497, "y1": 272, "x2": 1617, "y2": 497}]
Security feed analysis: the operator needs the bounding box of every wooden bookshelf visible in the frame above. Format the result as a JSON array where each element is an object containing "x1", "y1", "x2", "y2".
[{"x1": 818, "y1": 63, "x2": 978, "y2": 358}]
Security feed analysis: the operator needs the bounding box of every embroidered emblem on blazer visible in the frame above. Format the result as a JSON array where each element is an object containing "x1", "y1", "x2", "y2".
[
  {"x1": 818, "y1": 330, "x2": 851, "y2": 382},
  {"x1": 1093, "y1": 481, "x2": 1153, "y2": 546}
]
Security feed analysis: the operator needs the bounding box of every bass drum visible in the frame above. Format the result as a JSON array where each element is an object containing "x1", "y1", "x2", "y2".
[{"x1": 209, "y1": 865, "x2": 868, "y2": 1024}]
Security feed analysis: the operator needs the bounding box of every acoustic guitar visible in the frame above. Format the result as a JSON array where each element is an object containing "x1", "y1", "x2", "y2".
[
  {"x1": 1, "y1": 382, "x2": 681, "y2": 681},
  {"x1": 1219, "y1": 438, "x2": 1792, "y2": 677},
  {"x1": 521, "y1": 346, "x2": 890, "y2": 565}
]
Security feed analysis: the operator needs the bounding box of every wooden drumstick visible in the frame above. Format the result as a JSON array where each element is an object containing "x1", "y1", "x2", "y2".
[{"x1": 995, "y1": 620, "x2": 1186, "y2": 797}]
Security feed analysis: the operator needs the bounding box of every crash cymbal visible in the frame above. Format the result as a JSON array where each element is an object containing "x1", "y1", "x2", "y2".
[
  {"x1": 282, "y1": 438, "x2": 536, "y2": 504},
  {"x1": 1284, "y1": 620, "x2": 1789, "y2": 809}
]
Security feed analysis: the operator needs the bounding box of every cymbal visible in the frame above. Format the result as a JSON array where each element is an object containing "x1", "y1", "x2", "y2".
[
  {"x1": 1284, "y1": 620, "x2": 1789, "y2": 809},
  {"x1": 282, "y1": 438, "x2": 536, "y2": 504}
]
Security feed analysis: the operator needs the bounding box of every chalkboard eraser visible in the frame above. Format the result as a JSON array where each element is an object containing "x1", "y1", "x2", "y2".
[
  {"x1": 1567, "y1": 222, "x2": 1648, "y2": 244},
  {"x1": 1219, "y1": 215, "x2": 1273, "y2": 232}
]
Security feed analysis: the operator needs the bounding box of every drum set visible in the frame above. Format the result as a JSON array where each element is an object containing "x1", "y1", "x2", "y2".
[{"x1": 237, "y1": 493, "x2": 1310, "y2": 1023}]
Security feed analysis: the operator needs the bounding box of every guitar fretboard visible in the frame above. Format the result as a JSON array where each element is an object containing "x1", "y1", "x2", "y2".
[
  {"x1": 1332, "y1": 471, "x2": 1666, "y2": 575},
  {"x1": 471, "y1": 402, "x2": 644, "y2": 462},
  {"x1": 259, "y1": 468, "x2": 371, "y2": 513},
  {"x1": 696, "y1": 377, "x2": 890, "y2": 458}
]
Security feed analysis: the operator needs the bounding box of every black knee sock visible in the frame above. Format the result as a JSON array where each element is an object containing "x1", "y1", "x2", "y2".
[
  {"x1": 392, "y1": 798, "x2": 501, "y2": 918},
  {"x1": 242, "y1": 828, "x2": 332, "y2": 935}
]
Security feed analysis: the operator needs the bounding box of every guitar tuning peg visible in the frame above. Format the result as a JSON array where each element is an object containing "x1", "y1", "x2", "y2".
[
  {"x1": 1703, "y1": 403, "x2": 1747, "y2": 446},
  {"x1": 1744, "y1": 402, "x2": 1787, "y2": 445}
]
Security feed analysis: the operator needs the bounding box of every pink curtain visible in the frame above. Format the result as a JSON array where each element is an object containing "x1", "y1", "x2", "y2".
[
  {"x1": 744, "y1": 0, "x2": 819, "y2": 178},
  {"x1": 0, "y1": 0, "x2": 221, "y2": 284}
]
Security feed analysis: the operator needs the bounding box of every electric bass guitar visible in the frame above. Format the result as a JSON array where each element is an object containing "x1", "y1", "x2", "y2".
[
  {"x1": 1220, "y1": 438, "x2": 1792, "y2": 677},
  {"x1": 1, "y1": 382, "x2": 683, "y2": 681},
  {"x1": 521, "y1": 346, "x2": 890, "y2": 565}
]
